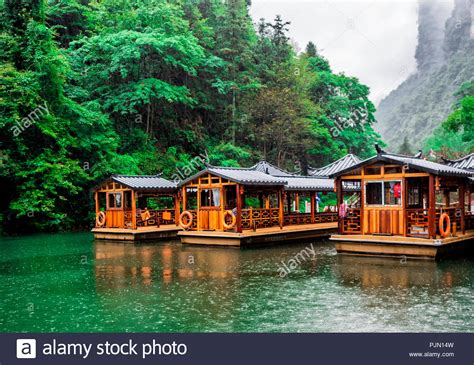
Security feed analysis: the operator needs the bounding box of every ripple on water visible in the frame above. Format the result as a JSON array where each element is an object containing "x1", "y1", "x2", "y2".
[{"x1": 0, "y1": 234, "x2": 473, "y2": 332}]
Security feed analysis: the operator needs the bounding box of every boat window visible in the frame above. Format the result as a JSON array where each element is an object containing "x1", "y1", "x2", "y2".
[
  {"x1": 98, "y1": 192, "x2": 106, "y2": 211},
  {"x1": 107, "y1": 192, "x2": 122, "y2": 209},
  {"x1": 365, "y1": 181, "x2": 401, "y2": 206},
  {"x1": 408, "y1": 186, "x2": 421, "y2": 206},
  {"x1": 384, "y1": 181, "x2": 401, "y2": 205},
  {"x1": 200, "y1": 188, "x2": 220, "y2": 207},
  {"x1": 224, "y1": 186, "x2": 236, "y2": 210},
  {"x1": 124, "y1": 191, "x2": 132, "y2": 209},
  {"x1": 186, "y1": 188, "x2": 198, "y2": 210},
  {"x1": 366, "y1": 182, "x2": 382, "y2": 205}
]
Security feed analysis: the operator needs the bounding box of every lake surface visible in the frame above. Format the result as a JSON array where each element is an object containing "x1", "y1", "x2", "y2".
[{"x1": 1, "y1": 232, "x2": 473, "y2": 332}]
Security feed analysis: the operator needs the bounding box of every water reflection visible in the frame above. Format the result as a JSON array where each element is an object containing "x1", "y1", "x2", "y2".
[
  {"x1": 90, "y1": 239, "x2": 474, "y2": 332},
  {"x1": 333, "y1": 255, "x2": 467, "y2": 289},
  {"x1": 94, "y1": 241, "x2": 245, "y2": 289}
]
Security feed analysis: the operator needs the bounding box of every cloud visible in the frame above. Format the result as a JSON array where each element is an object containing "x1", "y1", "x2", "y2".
[{"x1": 250, "y1": 0, "x2": 423, "y2": 105}]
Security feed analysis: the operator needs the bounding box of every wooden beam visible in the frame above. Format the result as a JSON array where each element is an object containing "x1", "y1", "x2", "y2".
[
  {"x1": 360, "y1": 178, "x2": 365, "y2": 235},
  {"x1": 182, "y1": 187, "x2": 187, "y2": 210},
  {"x1": 174, "y1": 193, "x2": 180, "y2": 226},
  {"x1": 279, "y1": 189, "x2": 284, "y2": 229},
  {"x1": 402, "y1": 177, "x2": 407, "y2": 237},
  {"x1": 460, "y1": 182, "x2": 465, "y2": 234},
  {"x1": 94, "y1": 191, "x2": 99, "y2": 216},
  {"x1": 336, "y1": 178, "x2": 343, "y2": 234},
  {"x1": 428, "y1": 175, "x2": 436, "y2": 239},
  {"x1": 131, "y1": 190, "x2": 137, "y2": 229},
  {"x1": 236, "y1": 184, "x2": 243, "y2": 233},
  {"x1": 310, "y1": 191, "x2": 315, "y2": 224},
  {"x1": 197, "y1": 186, "x2": 201, "y2": 230}
]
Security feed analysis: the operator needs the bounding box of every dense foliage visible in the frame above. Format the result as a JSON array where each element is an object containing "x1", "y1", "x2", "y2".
[
  {"x1": 424, "y1": 81, "x2": 474, "y2": 158},
  {"x1": 0, "y1": 0, "x2": 383, "y2": 232}
]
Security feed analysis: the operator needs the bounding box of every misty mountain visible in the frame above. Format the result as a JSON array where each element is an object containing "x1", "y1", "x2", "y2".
[{"x1": 375, "y1": 0, "x2": 474, "y2": 150}]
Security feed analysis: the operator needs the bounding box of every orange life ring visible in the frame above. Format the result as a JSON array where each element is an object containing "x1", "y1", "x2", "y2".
[
  {"x1": 96, "y1": 211, "x2": 106, "y2": 227},
  {"x1": 439, "y1": 213, "x2": 451, "y2": 238},
  {"x1": 222, "y1": 210, "x2": 236, "y2": 230},
  {"x1": 179, "y1": 211, "x2": 193, "y2": 229}
]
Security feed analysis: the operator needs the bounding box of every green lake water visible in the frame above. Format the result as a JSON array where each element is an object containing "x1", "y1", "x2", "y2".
[{"x1": 1, "y1": 232, "x2": 473, "y2": 332}]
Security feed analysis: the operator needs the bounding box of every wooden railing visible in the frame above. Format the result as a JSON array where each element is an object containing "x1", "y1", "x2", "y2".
[
  {"x1": 284, "y1": 212, "x2": 312, "y2": 225},
  {"x1": 436, "y1": 207, "x2": 462, "y2": 234},
  {"x1": 284, "y1": 212, "x2": 338, "y2": 226},
  {"x1": 342, "y1": 208, "x2": 361, "y2": 234},
  {"x1": 242, "y1": 208, "x2": 280, "y2": 229},
  {"x1": 136, "y1": 209, "x2": 176, "y2": 227},
  {"x1": 314, "y1": 212, "x2": 338, "y2": 223},
  {"x1": 186, "y1": 209, "x2": 198, "y2": 230},
  {"x1": 406, "y1": 208, "x2": 429, "y2": 237}
]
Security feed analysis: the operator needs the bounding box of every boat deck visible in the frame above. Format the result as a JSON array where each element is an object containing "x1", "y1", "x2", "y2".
[
  {"x1": 92, "y1": 225, "x2": 181, "y2": 241},
  {"x1": 179, "y1": 222, "x2": 337, "y2": 247},
  {"x1": 330, "y1": 230, "x2": 474, "y2": 260}
]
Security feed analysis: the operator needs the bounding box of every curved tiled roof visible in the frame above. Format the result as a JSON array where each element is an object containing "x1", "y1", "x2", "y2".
[
  {"x1": 328, "y1": 152, "x2": 473, "y2": 178},
  {"x1": 445, "y1": 153, "x2": 474, "y2": 171},
  {"x1": 284, "y1": 176, "x2": 333, "y2": 191},
  {"x1": 250, "y1": 160, "x2": 295, "y2": 177},
  {"x1": 179, "y1": 166, "x2": 288, "y2": 186},
  {"x1": 111, "y1": 175, "x2": 177, "y2": 190},
  {"x1": 310, "y1": 154, "x2": 362, "y2": 177}
]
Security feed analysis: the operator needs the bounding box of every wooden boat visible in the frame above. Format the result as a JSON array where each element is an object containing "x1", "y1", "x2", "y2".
[
  {"x1": 329, "y1": 146, "x2": 474, "y2": 260},
  {"x1": 176, "y1": 162, "x2": 345, "y2": 246},
  {"x1": 91, "y1": 174, "x2": 180, "y2": 241}
]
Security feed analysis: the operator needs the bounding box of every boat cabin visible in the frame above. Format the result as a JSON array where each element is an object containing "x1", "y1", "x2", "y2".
[
  {"x1": 178, "y1": 165, "x2": 339, "y2": 233},
  {"x1": 330, "y1": 148, "x2": 473, "y2": 239},
  {"x1": 93, "y1": 175, "x2": 178, "y2": 229}
]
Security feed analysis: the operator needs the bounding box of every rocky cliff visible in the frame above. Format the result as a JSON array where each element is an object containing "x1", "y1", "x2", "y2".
[{"x1": 375, "y1": 0, "x2": 473, "y2": 150}]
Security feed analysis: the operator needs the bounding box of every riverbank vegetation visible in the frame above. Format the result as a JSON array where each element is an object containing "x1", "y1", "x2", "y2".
[
  {"x1": 2, "y1": 0, "x2": 470, "y2": 233},
  {"x1": 1, "y1": 0, "x2": 383, "y2": 232}
]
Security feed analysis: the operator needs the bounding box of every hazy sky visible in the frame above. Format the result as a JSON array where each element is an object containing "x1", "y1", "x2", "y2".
[{"x1": 250, "y1": 0, "x2": 427, "y2": 105}]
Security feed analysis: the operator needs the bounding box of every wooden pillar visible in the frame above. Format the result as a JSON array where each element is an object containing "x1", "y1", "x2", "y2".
[
  {"x1": 197, "y1": 186, "x2": 201, "y2": 230},
  {"x1": 174, "y1": 192, "x2": 180, "y2": 226},
  {"x1": 460, "y1": 182, "x2": 465, "y2": 234},
  {"x1": 295, "y1": 193, "x2": 299, "y2": 213},
  {"x1": 310, "y1": 191, "x2": 315, "y2": 224},
  {"x1": 336, "y1": 178, "x2": 343, "y2": 234},
  {"x1": 360, "y1": 179, "x2": 365, "y2": 235},
  {"x1": 236, "y1": 184, "x2": 243, "y2": 233},
  {"x1": 265, "y1": 194, "x2": 270, "y2": 209},
  {"x1": 94, "y1": 191, "x2": 99, "y2": 216},
  {"x1": 181, "y1": 187, "x2": 187, "y2": 211},
  {"x1": 428, "y1": 175, "x2": 436, "y2": 239},
  {"x1": 402, "y1": 178, "x2": 407, "y2": 237},
  {"x1": 130, "y1": 190, "x2": 136, "y2": 229},
  {"x1": 279, "y1": 189, "x2": 284, "y2": 229}
]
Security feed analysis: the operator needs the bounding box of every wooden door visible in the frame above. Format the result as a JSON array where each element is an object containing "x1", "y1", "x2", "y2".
[
  {"x1": 106, "y1": 210, "x2": 124, "y2": 228},
  {"x1": 198, "y1": 208, "x2": 222, "y2": 230},
  {"x1": 364, "y1": 208, "x2": 403, "y2": 235}
]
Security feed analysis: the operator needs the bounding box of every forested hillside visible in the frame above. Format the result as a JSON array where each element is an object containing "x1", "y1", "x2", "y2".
[
  {"x1": 376, "y1": 0, "x2": 473, "y2": 152},
  {"x1": 0, "y1": 0, "x2": 382, "y2": 232}
]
